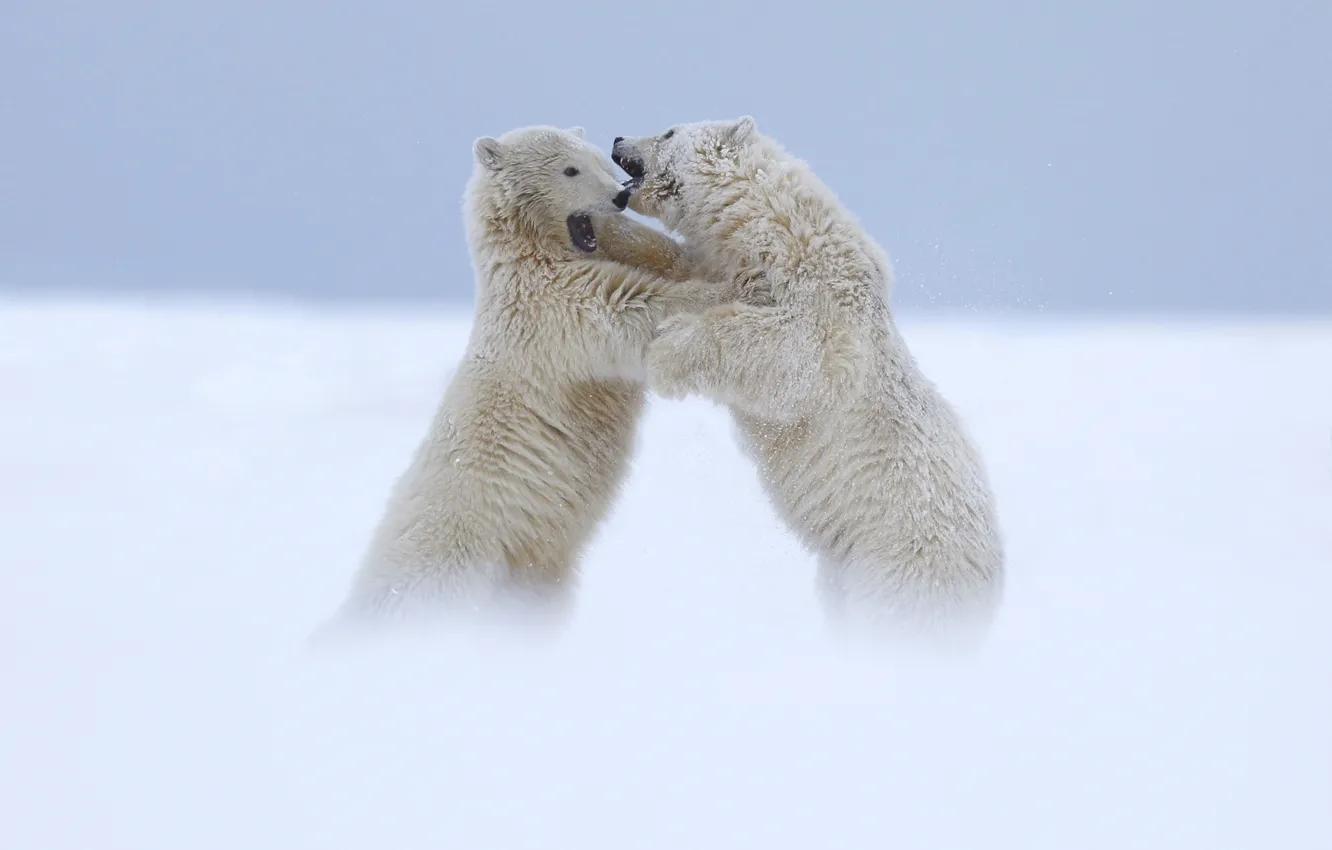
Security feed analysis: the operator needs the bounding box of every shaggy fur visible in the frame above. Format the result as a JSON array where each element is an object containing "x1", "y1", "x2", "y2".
[
  {"x1": 322, "y1": 126, "x2": 724, "y2": 634},
  {"x1": 610, "y1": 118, "x2": 1005, "y2": 644}
]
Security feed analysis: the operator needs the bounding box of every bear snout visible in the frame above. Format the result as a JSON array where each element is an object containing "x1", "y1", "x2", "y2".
[
  {"x1": 611, "y1": 145, "x2": 645, "y2": 180},
  {"x1": 613, "y1": 188, "x2": 631, "y2": 210}
]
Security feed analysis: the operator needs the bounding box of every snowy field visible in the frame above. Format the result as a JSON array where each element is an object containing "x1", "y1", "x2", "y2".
[{"x1": 2, "y1": 296, "x2": 1329, "y2": 850}]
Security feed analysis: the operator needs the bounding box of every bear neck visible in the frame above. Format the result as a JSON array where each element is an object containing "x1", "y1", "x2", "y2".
[
  {"x1": 466, "y1": 195, "x2": 571, "y2": 273},
  {"x1": 683, "y1": 142, "x2": 887, "y2": 293}
]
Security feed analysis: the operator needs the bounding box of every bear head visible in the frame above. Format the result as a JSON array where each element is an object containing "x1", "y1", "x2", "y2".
[
  {"x1": 610, "y1": 117, "x2": 760, "y2": 232},
  {"x1": 470, "y1": 125, "x2": 631, "y2": 253}
]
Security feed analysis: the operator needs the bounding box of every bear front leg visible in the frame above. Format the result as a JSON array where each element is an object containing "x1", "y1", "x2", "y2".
[
  {"x1": 570, "y1": 265, "x2": 723, "y2": 381},
  {"x1": 589, "y1": 213, "x2": 698, "y2": 281},
  {"x1": 651, "y1": 277, "x2": 734, "y2": 318},
  {"x1": 645, "y1": 303, "x2": 819, "y2": 420}
]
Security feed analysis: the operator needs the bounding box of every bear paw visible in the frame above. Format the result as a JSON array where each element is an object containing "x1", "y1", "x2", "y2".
[{"x1": 647, "y1": 314, "x2": 707, "y2": 399}]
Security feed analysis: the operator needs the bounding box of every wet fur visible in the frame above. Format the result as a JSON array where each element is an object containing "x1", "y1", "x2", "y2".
[
  {"x1": 320, "y1": 126, "x2": 726, "y2": 636},
  {"x1": 610, "y1": 119, "x2": 1005, "y2": 646}
]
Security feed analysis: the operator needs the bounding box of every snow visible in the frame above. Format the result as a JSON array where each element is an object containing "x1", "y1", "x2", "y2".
[{"x1": 2, "y1": 296, "x2": 1329, "y2": 849}]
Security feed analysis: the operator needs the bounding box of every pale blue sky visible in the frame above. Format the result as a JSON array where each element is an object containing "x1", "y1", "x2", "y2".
[{"x1": 2, "y1": 0, "x2": 1328, "y2": 313}]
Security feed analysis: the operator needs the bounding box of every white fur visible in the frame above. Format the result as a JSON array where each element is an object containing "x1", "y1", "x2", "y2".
[
  {"x1": 320, "y1": 126, "x2": 724, "y2": 637},
  {"x1": 610, "y1": 118, "x2": 1005, "y2": 645}
]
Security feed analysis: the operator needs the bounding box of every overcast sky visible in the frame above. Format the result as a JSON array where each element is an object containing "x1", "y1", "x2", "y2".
[{"x1": 2, "y1": 0, "x2": 1328, "y2": 313}]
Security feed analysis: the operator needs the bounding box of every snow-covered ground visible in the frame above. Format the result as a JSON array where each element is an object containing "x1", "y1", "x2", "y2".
[{"x1": 2, "y1": 296, "x2": 1329, "y2": 849}]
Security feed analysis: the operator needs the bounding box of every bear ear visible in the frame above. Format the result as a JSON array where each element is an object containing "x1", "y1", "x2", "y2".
[
  {"x1": 567, "y1": 126, "x2": 586, "y2": 140},
  {"x1": 726, "y1": 116, "x2": 757, "y2": 145},
  {"x1": 473, "y1": 136, "x2": 504, "y2": 170}
]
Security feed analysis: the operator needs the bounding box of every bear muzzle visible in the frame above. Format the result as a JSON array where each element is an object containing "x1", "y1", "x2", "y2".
[{"x1": 611, "y1": 145, "x2": 645, "y2": 180}]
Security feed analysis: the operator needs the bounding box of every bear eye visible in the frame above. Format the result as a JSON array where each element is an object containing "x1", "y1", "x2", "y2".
[
  {"x1": 662, "y1": 129, "x2": 676, "y2": 140},
  {"x1": 563, "y1": 166, "x2": 579, "y2": 177}
]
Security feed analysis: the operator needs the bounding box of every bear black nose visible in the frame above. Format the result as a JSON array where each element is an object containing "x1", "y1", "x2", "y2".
[
  {"x1": 613, "y1": 136, "x2": 624, "y2": 145},
  {"x1": 613, "y1": 188, "x2": 631, "y2": 210}
]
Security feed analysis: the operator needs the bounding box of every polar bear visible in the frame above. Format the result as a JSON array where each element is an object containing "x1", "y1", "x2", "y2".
[
  {"x1": 321, "y1": 125, "x2": 724, "y2": 635},
  {"x1": 610, "y1": 118, "x2": 1005, "y2": 645}
]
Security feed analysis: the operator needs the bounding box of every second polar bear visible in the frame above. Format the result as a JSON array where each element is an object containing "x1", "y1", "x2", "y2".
[
  {"x1": 610, "y1": 118, "x2": 1004, "y2": 643},
  {"x1": 323, "y1": 125, "x2": 723, "y2": 634}
]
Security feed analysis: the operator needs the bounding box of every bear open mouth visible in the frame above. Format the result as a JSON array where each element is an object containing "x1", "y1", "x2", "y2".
[
  {"x1": 612, "y1": 151, "x2": 645, "y2": 180},
  {"x1": 566, "y1": 213, "x2": 596, "y2": 253}
]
